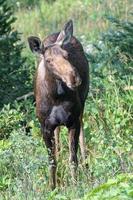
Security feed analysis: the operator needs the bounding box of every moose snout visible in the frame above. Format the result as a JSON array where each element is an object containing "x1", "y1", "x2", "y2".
[
  {"x1": 67, "y1": 72, "x2": 82, "y2": 90},
  {"x1": 75, "y1": 75, "x2": 82, "y2": 86}
]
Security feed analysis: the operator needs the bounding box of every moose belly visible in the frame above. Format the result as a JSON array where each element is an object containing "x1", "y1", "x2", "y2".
[{"x1": 45, "y1": 104, "x2": 79, "y2": 129}]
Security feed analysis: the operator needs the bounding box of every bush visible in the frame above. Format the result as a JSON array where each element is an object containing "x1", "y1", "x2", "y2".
[
  {"x1": 0, "y1": 131, "x2": 48, "y2": 198},
  {"x1": 0, "y1": 0, "x2": 30, "y2": 107},
  {"x1": 0, "y1": 104, "x2": 23, "y2": 139},
  {"x1": 84, "y1": 174, "x2": 133, "y2": 200},
  {"x1": 0, "y1": 99, "x2": 36, "y2": 139},
  {"x1": 84, "y1": 75, "x2": 133, "y2": 183},
  {"x1": 86, "y1": 16, "x2": 133, "y2": 83}
]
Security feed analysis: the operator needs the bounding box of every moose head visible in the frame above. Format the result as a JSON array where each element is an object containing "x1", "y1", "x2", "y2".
[{"x1": 28, "y1": 20, "x2": 81, "y2": 90}]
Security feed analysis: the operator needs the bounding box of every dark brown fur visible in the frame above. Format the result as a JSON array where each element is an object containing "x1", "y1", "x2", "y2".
[{"x1": 28, "y1": 21, "x2": 89, "y2": 189}]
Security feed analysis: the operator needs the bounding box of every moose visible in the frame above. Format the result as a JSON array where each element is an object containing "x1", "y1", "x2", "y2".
[{"x1": 28, "y1": 20, "x2": 89, "y2": 189}]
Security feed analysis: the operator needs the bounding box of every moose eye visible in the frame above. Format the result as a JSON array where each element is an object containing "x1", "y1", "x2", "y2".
[{"x1": 46, "y1": 59, "x2": 51, "y2": 63}]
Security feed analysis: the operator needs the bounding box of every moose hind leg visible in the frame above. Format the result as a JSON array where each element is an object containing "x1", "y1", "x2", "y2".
[
  {"x1": 68, "y1": 120, "x2": 80, "y2": 183},
  {"x1": 41, "y1": 124, "x2": 56, "y2": 190}
]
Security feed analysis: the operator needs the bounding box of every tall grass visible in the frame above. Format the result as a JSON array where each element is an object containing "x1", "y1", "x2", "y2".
[
  {"x1": 14, "y1": 0, "x2": 132, "y2": 41},
  {"x1": 0, "y1": 75, "x2": 132, "y2": 199}
]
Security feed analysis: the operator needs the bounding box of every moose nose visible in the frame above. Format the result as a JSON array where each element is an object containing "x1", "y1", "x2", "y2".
[
  {"x1": 72, "y1": 72, "x2": 82, "y2": 86},
  {"x1": 68, "y1": 73, "x2": 82, "y2": 89},
  {"x1": 76, "y1": 75, "x2": 82, "y2": 86}
]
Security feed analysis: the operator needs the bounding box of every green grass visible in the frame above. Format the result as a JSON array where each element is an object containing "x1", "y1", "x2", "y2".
[
  {"x1": 0, "y1": 75, "x2": 132, "y2": 199},
  {"x1": 14, "y1": 0, "x2": 132, "y2": 42}
]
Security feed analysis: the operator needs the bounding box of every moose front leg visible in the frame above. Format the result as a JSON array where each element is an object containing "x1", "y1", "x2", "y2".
[
  {"x1": 79, "y1": 114, "x2": 86, "y2": 163},
  {"x1": 68, "y1": 120, "x2": 80, "y2": 183},
  {"x1": 54, "y1": 127, "x2": 60, "y2": 159},
  {"x1": 41, "y1": 125, "x2": 56, "y2": 190}
]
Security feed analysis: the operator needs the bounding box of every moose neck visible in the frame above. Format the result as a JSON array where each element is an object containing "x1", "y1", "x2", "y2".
[{"x1": 36, "y1": 58, "x2": 60, "y2": 99}]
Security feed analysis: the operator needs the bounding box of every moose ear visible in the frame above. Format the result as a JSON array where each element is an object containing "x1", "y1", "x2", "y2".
[
  {"x1": 28, "y1": 36, "x2": 43, "y2": 54},
  {"x1": 56, "y1": 19, "x2": 73, "y2": 46}
]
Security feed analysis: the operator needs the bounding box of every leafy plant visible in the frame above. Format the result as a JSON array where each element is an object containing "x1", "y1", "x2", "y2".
[
  {"x1": 0, "y1": 104, "x2": 23, "y2": 139},
  {"x1": 0, "y1": 0, "x2": 30, "y2": 107},
  {"x1": 84, "y1": 174, "x2": 133, "y2": 200},
  {"x1": 0, "y1": 99, "x2": 36, "y2": 139},
  {"x1": 86, "y1": 16, "x2": 133, "y2": 82}
]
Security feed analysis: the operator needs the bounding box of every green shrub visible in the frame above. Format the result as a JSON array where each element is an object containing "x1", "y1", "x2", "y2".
[
  {"x1": 0, "y1": 104, "x2": 23, "y2": 139},
  {"x1": 0, "y1": 0, "x2": 31, "y2": 107},
  {"x1": 0, "y1": 131, "x2": 48, "y2": 198},
  {"x1": 0, "y1": 99, "x2": 36, "y2": 139},
  {"x1": 84, "y1": 174, "x2": 133, "y2": 200},
  {"x1": 86, "y1": 16, "x2": 133, "y2": 84}
]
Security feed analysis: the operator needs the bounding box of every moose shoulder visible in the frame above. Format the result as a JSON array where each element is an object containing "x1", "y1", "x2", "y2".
[{"x1": 28, "y1": 20, "x2": 89, "y2": 190}]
